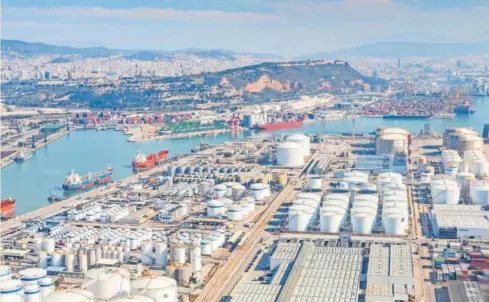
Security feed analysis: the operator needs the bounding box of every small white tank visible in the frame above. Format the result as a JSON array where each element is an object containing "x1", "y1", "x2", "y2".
[
  {"x1": 65, "y1": 253, "x2": 75, "y2": 272},
  {"x1": 200, "y1": 240, "x2": 212, "y2": 256},
  {"x1": 45, "y1": 289, "x2": 95, "y2": 302},
  {"x1": 39, "y1": 277, "x2": 55, "y2": 301},
  {"x1": 0, "y1": 265, "x2": 11, "y2": 281},
  {"x1": 173, "y1": 245, "x2": 186, "y2": 264},
  {"x1": 18, "y1": 268, "x2": 46, "y2": 285},
  {"x1": 154, "y1": 242, "x2": 168, "y2": 266},
  {"x1": 23, "y1": 284, "x2": 41, "y2": 302},
  {"x1": 0, "y1": 280, "x2": 23, "y2": 301},
  {"x1": 43, "y1": 238, "x2": 56, "y2": 253}
]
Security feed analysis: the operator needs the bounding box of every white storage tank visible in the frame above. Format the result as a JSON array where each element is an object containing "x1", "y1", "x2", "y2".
[
  {"x1": 0, "y1": 265, "x2": 11, "y2": 281},
  {"x1": 0, "y1": 280, "x2": 23, "y2": 301},
  {"x1": 39, "y1": 277, "x2": 55, "y2": 301},
  {"x1": 377, "y1": 172, "x2": 403, "y2": 185},
  {"x1": 213, "y1": 184, "x2": 227, "y2": 198},
  {"x1": 431, "y1": 181, "x2": 460, "y2": 204},
  {"x1": 351, "y1": 207, "x2": 376, "y2": 234},
  {"x1": 45, "y1": 289, "x2": 95, "y2": 302},
  {"x1": 276, "y1": 142, "x2": 304, "y2": 167},
  {"x1": 320, "y1": 207, "x2": 346, "y2": 233},
  {"x1": 286, "y1": 133, "x2": 310, "y2": 156},
  {"x1": 227, "y1": 204, "x2": 243, "y2": 221},
  {"x1": 200, "y1": 240, "x2": 212, "y2": 256},
  {"x1": 288, "y1": 206, "x2": 315, "y2": 232},
  {"x1": 190, "y1": 244, "x2": 202, "y2": 273},
  {"x1": 24, "y1": 284, "x2": 41, "y2": 302},
  {"x1": 82, "y1": 268, "x2": 131, "y2": 300},
  {"x1": 140, "y1": 241, "x2": 153, "y2": 265},
  {"x1": 18, "y1": 268, "x2": 46, "y2": 285},
  {"x1": 376, "y1": 133, "x2": 407, "y2": 155},
  {"x1": 308, "y1": 176, "x2": 322, "y2": 191},
  {"x1": 383, "y1": 212, "x2": 407, "y2": 235},
  {"x1": 65, "y1": 253, "x2": 75, "y2": 272},
  {"x1": 250, "y1": 183, "x2": 271, "y2": 200},
  {"x1": 243, "y1": 197, "x2": 256, "y2": 212},
  {"x1": 154, "y1": 242, "x2": 168, "y2": 266},
  {"x1": 130, "y1": 276, "x2": 177, "y2": 302},
  {"x1": 173, "y1": 245, "x2": 186, "y2": 264},
  {"x1": 43, "y1": 238, "x2": 55, "y2": 253},
  {"x1": 231, "y1": 184, "x2": 246, "y2": 200},
  {"x1": 33, "y1": 238, "x2": 44, "y2": 255},
  {"x1": 207, "y1": 200, "x2": 225, "y2": 217},
  {"x1": 109, "y1": 296, "x2": 155, "y2": 302},
  {"x1": 470, "y1": 181, "x2": 489, "y2": 205}
]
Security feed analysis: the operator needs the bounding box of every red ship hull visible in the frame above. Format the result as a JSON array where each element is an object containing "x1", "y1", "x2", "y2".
[
  {"x1": 132, "y1": 150, "x2": 169, "y2": 169},
  {"x1": 255, "y1": 121, "x2": 303, "y2": 130},
  {"x1": 1, "y1": 198, "x2": 16, "y2": 218}
]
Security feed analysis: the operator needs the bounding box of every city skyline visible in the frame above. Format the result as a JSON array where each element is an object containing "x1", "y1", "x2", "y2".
[{"x1": 3, "y1": 0, "x2": 489, "y2": 56}]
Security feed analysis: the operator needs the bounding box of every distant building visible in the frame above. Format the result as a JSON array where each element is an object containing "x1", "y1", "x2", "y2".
[
  {"x1": 397, "y1": 57, "x2": 401, "y2": 69},
  {"x1": 44, "y1": 71, "x2": 50, "y2": 80},
  {"x1": 483, "y1": 124, "x2": 489, "y2": 139}
]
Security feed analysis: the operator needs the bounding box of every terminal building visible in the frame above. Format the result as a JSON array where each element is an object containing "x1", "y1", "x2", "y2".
[{"x1": 430, "y1": 204, "x2": 489, "y2": 239}]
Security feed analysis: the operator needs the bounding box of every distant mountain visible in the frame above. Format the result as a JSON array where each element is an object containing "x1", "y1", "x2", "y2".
[
  {"x1": 302, "y1": 41, "x2": 489, "y2": 59},
  {"x1": 1, "y1": 39, "x2": 280, "y2": 60}
]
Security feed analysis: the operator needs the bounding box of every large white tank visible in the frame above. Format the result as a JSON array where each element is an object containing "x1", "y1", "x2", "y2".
[
  {"x1": 43, "y1": 238, "x2": 55, "y2": 253},
  {"x1": 24, "y1": 284, "x2": 41, "y2": 302},
  {"x1": 200, "y1": 240, "x2": 212, "y2": 256},
  {"x1": 33, "y1": 238, "x2": 44, "y2": 255},
  {"x1": 444, "y1": 164, "x2": 458, "y2": 177},
  {"x1": 383, "y1": 212, "x2": 407, "y2": 235},
  {"x1": 190, "y1": 244, "x2": 202, "y2": 272},
  {"x1": 231, "y1": 184, "x2": 246, "y2": 200},
  {"x1": 130, "y1": 276, "x2": 177, "y2": 302},
  {"x1": 109, "y1": 296, "x2": 155, "y2": 302},
  {"x1": 213, "y1": 184, "x2": 227, "y2": 198},
  {"x1": 376, "y1": 133, "x2": 407, "y2": 155},
  {"x1": 18, "y1": 268, "x2": 46, "y2": 286},
  {"x1": 320, "y1": 207, "x2": 346, "y2": 233},
  {"x1": 45, "y1": 289, "x2": 95, "y2": 302},
  {"x1": 154, "y1": 242, "x2": 168, "y2": 266},
  {"x1": 173, "y1": 245, "x2": 186, "y2": 264},
  {"x1": 227, "y1": 204, "x2": 243, "y2": 221},
  {"x1": 288, "y1": 206, "x2": 315, "y2": 232},
  {"x1": 82, "y1": 267, "x2": 131, "y2": 300},
  {"x1": 286, "y1": 133, "x2": 310, "y2": 156},
  {"x1": 0, "y1": 280, "x2": 23, "y2": 301},
  {"x1": 458, "y1": 134, "x2": 483, "y2": 153},
  {"x1": 276, "y1": 142, "x2": 304, "y2": 167},
  {"x1": 0, "y1": 265, "x2": 11, "y2": 281},
  {"x1": 377, "y1": 172, "x2": 403, "y2": 185},
  {"x1": 207, "y1": 200, "x2": 225, "y2": 217},
  {"x1": 250, "y1": 183, "x2": 271, "y2": 200},
  {"x1": 431, "y1": 182, "x2": 460, "y2": 204},
  {"x1": 470, "y1": 181, "x2": 489, "y2": 205},
  {"x1": 65, "y1": 253, "x2": 75, "y2": 272},
  {"x1": 39, "y1": 277, "x2": 54, "y2": 301},
  {"x1": 38, "y1": 252, "x2": 48, "y2": 269},
  {"x1": 307, "y1": 176, "x2": 322, "y2": 190},
  {"x1": 140, "y1": 241, "x2": 153, "y2": 265},
  {"x1": 351, "y1": 207, "x2": 376, "y2": 234}
]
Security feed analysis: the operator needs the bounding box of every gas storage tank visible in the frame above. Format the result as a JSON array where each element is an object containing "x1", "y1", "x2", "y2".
[
  {"x1": 82, "y1": 267, "x2": 131, "y2": 300},
  {"x1": 109, "y1": 296, "x2": 155, "y2": 302},
  {"x1": 0, "y1": 279, "x2": 24, "y2": 301},
  {"x1": 308, "y1": 176, "x2": 322, "y2": 191},
  {"x1": 18, "y1": 268, "x2": 47, "y2": 285},
  {"x1": 470, "y1": 181, "x2": 489, "y2": 205},
  {"x1": 456, "y1": 172, "x2": 475, "y2": 194},
  {"x1": 286, "y1": 133, "x2": 310, "y2": 156},
  {"x1": 320, "y1": 207, "x2": 346, "y2": 233},
  {"x1": 0, "y1": 265, "x2": 11, "y2": 281},
  {"x1": 351, "y1": 207, "x2": 376, "y2": 234},
  {"x1": 431, "y1": 180, "x2": 460, "y2": 204},
  {"x1": 249, "y1": 183, "x2": 270, "y2": 200},
  {"x1": 45, "y1": 289, "x2": 95, "y2": 302},
  {"x1": 130, "y1": 276, "x2": 177, "y2": 302},
  {"x1": 207, "y1": 200, "x2": 225, "y2": 217},
  {"x1": 276, "y1": 142, "x2": 304, "y2": 167}
]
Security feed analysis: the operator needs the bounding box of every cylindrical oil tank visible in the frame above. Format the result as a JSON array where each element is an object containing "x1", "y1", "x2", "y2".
[
  {"x1": 33, "y1": 238, "x2": 44, "y2": 255},
  {"x1": 24, "y1": 284, "x2": 41, "y2": 302},
  {"x1": 154, "y1": 242, "x2": 168, "y2": 266},
  {"x1": 173, "y1": 245, "x2": 186, "y2": 264},
  {"x1": 213, "y1": 184, "x2": 227, "y2": 198},
  {"x1": 0, "y1": 280, "x2": 23, "y2": 301},
  {"x1": 286, "y1": 133, "x2": 310, "y2": 156},
  {"x1": 376, "y1": 132, "x2": 408, "y2": 155},
  {"x1": 383, "y1": 213, "x2": 407, "y2": 235},
  {"x1": 200, "y1": 240, "x2": 212, "y2": 256},
  {"x1": 79, "y1": 253, "x2": 88, "y2": 272},
  {"x1": 227, "y1": 204, "x2": 243, "y2": 221},
  {"x1": 130, "y1": 276, "x2": 177, "y2": 302},
  {"x1": 456, "y1": 172, "x2": 475, "y2": 194},
  {"x1": 140, "y1": 241, "x2": 153, "y2": 265},
  {"x1": 51, "y1": 252, "x2": 64, "y2": 267},
  {"x1": 458, "y1": 134, "x2": 483, "y2": 153},
  {"x1": 82, "y1": 267, "x2": 131, "y2": 300},
  {"x1": 320, "y1": 207, "x2": 346, "y2": 233},
  {"x1": 378, "y1": 172, "x2": 403, "y2": 185},
  {"x1": 190, "y1": 245, "x2": 202, "y2": 273},
  {"x1": 276, "y1": 142, "x2": 304, "y2": 167},
  {"x1": 45, "y1": 289, "x2": 95, "y2": 302},
  {"x1": 0, "y1": 265, "x2": 11, "y2": 281},
  {"x1": 39, "y1": 277, "x2": 54, "y2": 301},
  {"x1": 207, "y1": 200, "x2": 225, "y2": 217},
  {"x1": 351, "y1": 207, "x2": 376, "y2": 234},
  {"x1": 431, "y1": 182, "x2": 460, "y2": 204},
  {"x1": 308, "y1": 176, "x2": 322, "y2": 191},
  {"x1": 18, "y1": 268, "x2": 46, "y2": 285},
  {"x1": 38, "y1": 252, "x2": 48, "y2": 269},
  {"x1": 209, "y1": 236, "x2": 221, "y2": 251},
  {"x1": 198, "y1": 182, "x2": 210, "y2": 196},
  {"x1": 231, "y1": 184, "x2": 246, "y2": 200},
  {"x1": 65, "y1": 253, "x2": 75, "y2": 272},
  {"x1": 470, "y1": 181, "x2": 489, "y2": 205},
  {"x1": 250, "y1": 183, "x2": 271, "y2": 200},
  {"x1": 288, "y1": 207, "x2": 314, "y2": 232},
  {"x1": 177, "y1": 265, "x2": 192, "y2": 287}
]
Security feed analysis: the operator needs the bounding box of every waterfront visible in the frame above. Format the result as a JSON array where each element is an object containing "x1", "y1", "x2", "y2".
[{"x1": 2, "y1": 97, "x2": 487, "y2": 215}]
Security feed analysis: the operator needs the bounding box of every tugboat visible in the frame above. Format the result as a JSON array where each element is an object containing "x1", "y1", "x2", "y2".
[{"x1": 15, "y1": 149, "x2": 32, "y2": 162}]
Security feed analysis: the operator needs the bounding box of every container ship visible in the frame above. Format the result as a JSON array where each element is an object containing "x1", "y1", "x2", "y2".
[
  {"x1": 1, "y1": 196, "x2": 16, "y2": 219},
  {"x1": 454, "y1": 102, "x2": 475, "y2": 114},
  {"x1": 62, "y1": 167, "x2": 113, "y2": 190},
  {"x1": 254, "y1": 120, "x2": 304, "y2": 131},
  {"x1": 15, "y1": 149, "x2": 32, "y2": 162},
  {"x1": 132, "y1": 150, "x2": 169, "y2": 170},
  {"x1": 383, "y1": 114, "x2": 432, "y2": 119}
]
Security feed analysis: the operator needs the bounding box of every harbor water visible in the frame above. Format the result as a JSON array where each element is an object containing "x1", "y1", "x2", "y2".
[{"x1": 2, "y1": 97, "x2": 488, "y2": 215}]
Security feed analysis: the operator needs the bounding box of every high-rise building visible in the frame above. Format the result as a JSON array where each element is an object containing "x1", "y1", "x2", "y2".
[
  {"x1": 483, "y1": 124, "x2": 489, "y2": 139},
  {"x1": 44, "y1": 71, "x2": 50, "y2": 80},
  {"x1": 397, "y1": 58, "x2": 401, "y2": 69}
]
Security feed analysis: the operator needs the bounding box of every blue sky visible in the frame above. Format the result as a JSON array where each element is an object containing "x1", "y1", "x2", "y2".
[{"x1": 2, "y1": 0, "x2": 489, "y2": 56}]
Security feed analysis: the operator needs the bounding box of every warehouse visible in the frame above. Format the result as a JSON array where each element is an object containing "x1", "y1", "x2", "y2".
[{"x1": 430, "y1": 204, "x2": 489, "y2": 239}]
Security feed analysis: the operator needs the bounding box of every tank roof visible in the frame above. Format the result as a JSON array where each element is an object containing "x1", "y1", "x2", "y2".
[
  {"x1": 278, "y1": 141, "x2": 302, "y2": 149},
  {"x1": 131, "y1": 276, "x2": 176, "y2": 289},
  {"x1": 286, "y1": 133, "x2": 309, "y2": 140}
]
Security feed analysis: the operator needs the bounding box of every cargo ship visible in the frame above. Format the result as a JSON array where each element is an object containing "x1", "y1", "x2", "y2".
[
  {"x1": 454, "y1": 102, "x2": 475, "y2": 114},
  {"x1": 132, "y1": 150, "x2": 169, "y2": 170},
  {"x1": 62, "y1": 167, "x2": 113, "y2": 190},
  {"x1": 1, "y1": 196, "x2": 16, "y2": 219},
  {"x1": 254, "y1": 121, "x2": 303, "y2": 131},
  {"x1": 15, "y1": 149, "x2": 32, "y2": 162}
]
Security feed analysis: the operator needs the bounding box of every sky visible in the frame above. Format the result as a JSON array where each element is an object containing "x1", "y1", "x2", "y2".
[{"x1": 2, "y1": 0, "x2": 489, "y2": 56}]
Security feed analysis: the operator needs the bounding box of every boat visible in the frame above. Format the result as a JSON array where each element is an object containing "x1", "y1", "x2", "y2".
[
  {"x1": 454, "y1": 103, "x2": 475, "y2": 114},
  {"x1": 132, "y1": 150, "x2": 169, "y2": 170},
  {"x1": 15, "y1": 149, "x2": 32, "y2": 162},
  {"x1": 1, "y1": 196, "x2": 16, "y2": 219},
  {"x1": 62, "y1": 167, "x2": 113, "y2": 190},
  {"x1": 254, "y1": 121, "x2": 303, "y2": 130},
  {"x1": 47, "y1": 189, "x2": 66, "y2": 202},
  {"x1": 383, "y1": 114, "x2": 431, "y2": 119}
]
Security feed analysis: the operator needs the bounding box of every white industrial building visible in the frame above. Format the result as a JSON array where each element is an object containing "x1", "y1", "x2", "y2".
[
  {"x1": 276, "y1": 142, "x2": 304, "y2": 167},
  {"x1": 430, "y1": 204, "x2": 489, "y2": 239}
]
